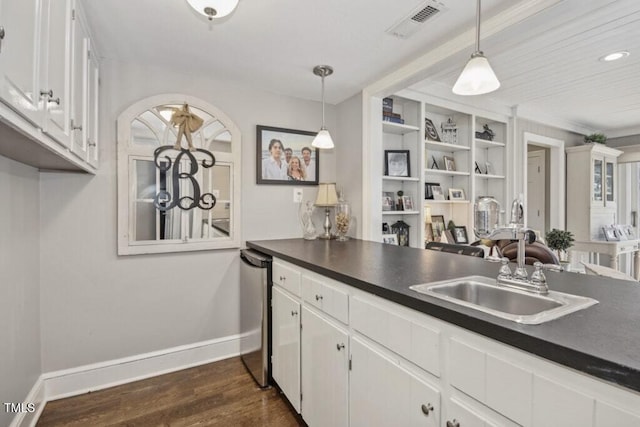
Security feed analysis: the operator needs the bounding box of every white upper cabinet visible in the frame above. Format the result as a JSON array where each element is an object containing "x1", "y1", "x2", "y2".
[
  {"x1": 70, "y1": 8, "x2": 88, "y2": 159},
  {"x1": 85, "y1": 39, "x2": 98, "y2": 167}
]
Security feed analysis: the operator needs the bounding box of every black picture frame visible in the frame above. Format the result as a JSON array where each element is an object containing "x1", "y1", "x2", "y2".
[
  {"x1": 453, "y1": 226, "x2": 469, "y2": 244},
  {"x1": 431, "y1": 215, "x2": 445, "y2": 240},
  {"x1": 257, "y1": 125, "x2": 319, "y2": 185},
  {"x1": 425, "y1": 182, "x2": 441, "y2": 200},
  {"x1": 384, "y1": 150, "x2": 411, "y2": 177},
  {"x1": 424, "y1": 118, "x2": 441, "y2": 142}
]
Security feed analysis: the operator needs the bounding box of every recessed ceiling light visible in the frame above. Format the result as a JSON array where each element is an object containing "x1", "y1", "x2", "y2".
[{"x1": 599, "y1": 51, "x2": 630, "y2": 62}]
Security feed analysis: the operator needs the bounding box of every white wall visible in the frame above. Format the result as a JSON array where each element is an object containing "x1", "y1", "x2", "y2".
[
  {"x1": 0, "y1": 155, "x2": 41, "y2": 427},
  {"x1": 39, "y1": 59, "x2": 337, "y2": 372}
]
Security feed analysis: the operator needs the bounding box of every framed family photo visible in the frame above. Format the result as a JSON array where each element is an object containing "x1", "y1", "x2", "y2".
[
  {"x1": 256, "y1": 125, "x2": 319, "y2": 185},
  {"x1": 385, "y1": 150, "x2": 411, "y2": 177}
]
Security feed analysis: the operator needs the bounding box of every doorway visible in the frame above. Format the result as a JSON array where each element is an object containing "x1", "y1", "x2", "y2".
[{"x1": 527, "y1": 149, "x2": 546, "y2": 232}]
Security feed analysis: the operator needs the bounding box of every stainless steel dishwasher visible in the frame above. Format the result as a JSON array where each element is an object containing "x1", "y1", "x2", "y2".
[{"x1": 239, "y1": 248, "x2": 272, "y2": 387}]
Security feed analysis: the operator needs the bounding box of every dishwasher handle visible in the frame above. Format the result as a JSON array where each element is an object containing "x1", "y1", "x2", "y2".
[{"x1": 240, "y1": 249, "x2": 271, "y2": 268}]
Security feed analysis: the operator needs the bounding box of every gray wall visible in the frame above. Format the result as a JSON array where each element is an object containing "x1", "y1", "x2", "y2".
[
  {"x1": 38, "y1": 59, "x2": 337, "y2": 372},
  {"x1": 0, "y1": 155, "x2": 41, "y2": 427}
]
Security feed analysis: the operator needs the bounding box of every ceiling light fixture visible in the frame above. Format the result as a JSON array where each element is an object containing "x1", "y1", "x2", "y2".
[
  {"x1": 452, "y1": 0, "x2": 500, "y2": 96},
  {"x1": 599, "y1": 51, "x2": 630, "y2": 62},
  {"x1": 312, "y1": 65, "x2": 335, "y2": 149},
  {"x1": 186, "y1": 0, "x2": 239, "y2": 21}
]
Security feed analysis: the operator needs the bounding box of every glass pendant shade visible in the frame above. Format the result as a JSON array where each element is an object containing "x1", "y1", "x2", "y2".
[
  {"x1": 186, "y1": 0, "x2": 239, "y2": 19},
  {"x1": 312, "y1": 128, "x2": 334, "y2": 149},
  {"x1": 452, "y1": 53, "x2": 500, "y2": 95}
]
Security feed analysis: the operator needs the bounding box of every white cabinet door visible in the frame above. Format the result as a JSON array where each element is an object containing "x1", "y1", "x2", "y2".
[
  {"x1": 271, "y1": 286, "x2": 301, "y2": 413},
  {"x1": 40, "y1": 0, "x2": 72, "y2": 148},
  {"x1": 301, "y1": 306, "x2": 349, "y2": 427},
  {"x1": 0, "y1": 0, "x2": 43, "y2": 125},
  {"x1": 350, "y1": 337, "x2": 440, "y2": 427},
  {"x1": 85, "y1": 43, "x2": 98, "y2": 167},
  {"x1": 69, "y1": 4, "x2": 88, "y2": 159},
  {"x1": 595, "y1": 401, "x2": 640, "y2": 427}
]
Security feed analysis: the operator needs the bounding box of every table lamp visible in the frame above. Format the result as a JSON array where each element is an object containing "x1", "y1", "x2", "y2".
[{"x1": 315, "y1": 183, "x2": 338, "y2": 239}]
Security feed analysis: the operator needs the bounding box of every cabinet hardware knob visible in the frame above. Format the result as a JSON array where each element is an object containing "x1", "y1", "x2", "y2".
[
  {"x1": 0, "y1": 26, "x2": 5, "y2": 39},
  {"x1": 315, "y1": 294, "x2": 323, "y2": 301},
  {"x1": 48, "y1": 97, "x2": 60, "y2": 105},
  {"x1": 421, "y1": 403, "x2": 434, "y2": 415},
  {"x1": 87, "y1": 140, "x2": 97, "y2": 147},
  {"x1": 70, "y1": 120, "x2": 82, "y2": 131},
  {"x1": 446, "y1": 420, "x2": 460, "y2": 427},
  {"x1": 336, "y1": 343, "x2": 345, "y2": 351},
  {"x1": 291, "y1": 310, "x2": 298, "y2": 316},
  {"x1": 40, "y1": 89, "x2": 53, "y2": 98}
]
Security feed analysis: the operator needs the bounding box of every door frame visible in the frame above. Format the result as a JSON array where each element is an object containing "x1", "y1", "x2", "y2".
[
  {"x1": 522, "y1": 132, "x2": 565, "y2": 230},
  {"x1": 527, "y1": 149, "x2": 547, "y2": 232}
]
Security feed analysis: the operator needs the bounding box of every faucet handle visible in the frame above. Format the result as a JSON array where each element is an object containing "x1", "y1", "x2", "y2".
[
  {"x1": 498, "y1": 257, "x2": 512, "y2": 279},
  {"x1": 531, "y1": 262, "x2": 547, "y2": 285}
]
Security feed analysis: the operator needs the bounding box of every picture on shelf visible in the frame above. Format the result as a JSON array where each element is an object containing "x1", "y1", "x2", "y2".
[
  {"x1": 602, "y1": 226, "x2": 618, "y2": 241},
  {"x1": 485, "y1": 161, "x2": 495, "y2": 175},
  {"x1": 431, "y1": 215, "x2": 446, "y2": 240},
  {"x1": 424, "y1": 118, "x2": 441, "y2": 142},
  {"x1": 615, "y1": 225, "x2": 627, "y2": 241},
  {"x1": 384, "y1": 150, "x2": 411, "y2": 177},
  {"x1": 425, "y1": 223, "x2": 434, "y2": 242},
  {"x1": 431, "y1": 155, "x2": 439, "y2": 170},
  {"x1": 475, "y1": 124, "x2": 495, "y2": 141},
  {"x1": 382, "y1": 191, "x2": 395, "y2": 211},
  {"x1": 448, "y1": 188, "x2": 465, "y2": 201},
  {"x1": 382, "y1": 222, "x2": 390, "y2": 233},
  {"x1": 624, "y1": 225, "x2": 636, "y2": 239},
  {"x1": 432, "y1": 186, "x2": 445, "y2": 201},
  {"x1": 425, "y1": 182, "x2": 441, "y2": 200},
  {"x1": 382, "y1": 234, "x2": 398, "y2": 245},
  {"x1": 475, "y1": 161, "x2": 484, "y2": 174},
  {"x1": 402, "y1": 196, "x2": 414, "y2": 211},
  {"x1": 443, "y1": 155, "x2": 456, "y2": 171},
  {"x1": 453, "y1": 226, "x2": 469, "y2": 244}
]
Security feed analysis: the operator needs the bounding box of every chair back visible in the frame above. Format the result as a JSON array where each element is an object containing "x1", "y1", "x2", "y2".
[{"x1": 425, "y1": 242, "x2": 485, "y2": 258}]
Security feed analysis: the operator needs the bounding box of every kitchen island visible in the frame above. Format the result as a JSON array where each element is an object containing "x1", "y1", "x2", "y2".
[{"x1": 248, "y1": 238, "x2": 640, "y2": 426}]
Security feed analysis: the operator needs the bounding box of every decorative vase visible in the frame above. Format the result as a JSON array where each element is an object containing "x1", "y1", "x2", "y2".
[
  {"x1": 335, "y1": 192, "x2": 351, "y2": 241},
  {"x1": 299, "y1": 201, "x2": 317, "y2": 240}
]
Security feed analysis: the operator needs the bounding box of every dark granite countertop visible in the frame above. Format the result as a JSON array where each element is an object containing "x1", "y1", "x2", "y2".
[{"x1": 247, "y1": 238, "x2": 640, "y2": 393}]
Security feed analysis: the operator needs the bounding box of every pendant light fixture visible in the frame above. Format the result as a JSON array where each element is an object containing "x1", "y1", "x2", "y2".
[
  {"x1": 186, "y1": 0, "x2": 239, "y2": 21},
  {"x1": 452, "y1": 0, "x2": 500, "y2": 96},
  {"x1": 312, "y1": 65, "x2": 335, "y2": 149}
]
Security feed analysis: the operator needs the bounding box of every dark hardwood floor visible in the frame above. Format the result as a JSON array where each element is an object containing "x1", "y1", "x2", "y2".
[{"x1": 36, "y1": 357, "x2": 303, "y2": 426}]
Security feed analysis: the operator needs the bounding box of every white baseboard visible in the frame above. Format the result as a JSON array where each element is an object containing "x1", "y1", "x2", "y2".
[
  {"x1": 9, "y1": 376, "x2": 45, "y2": 427},
  {"x1": 43, "y1": 334, "x2": 242, "y2": 401}
]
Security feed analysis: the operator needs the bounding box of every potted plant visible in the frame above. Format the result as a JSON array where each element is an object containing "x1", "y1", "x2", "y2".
[
  {"x1": 545, "y1": 228, "x2": 575, "y2": 263},
  {"x1": 584, "y1": 133, "x2": 607, "y2": 144}
]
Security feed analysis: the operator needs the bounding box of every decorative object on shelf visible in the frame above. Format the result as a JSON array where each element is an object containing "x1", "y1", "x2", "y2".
[
  {"x1": 256, "y1": 125, "x2": 319, "y2": 185},
  {"x1": 425, "y1": 223, "x2": 434, "y2": 243},
  {"x1": 443, "y1": 155, "x2": 456, "y2": 171},
  {"x1": 186, "y1": 0, "x2": 239, "y2": 21},
  {"x1": 614, "y1": 225, "x2": 627, "y2": 241},
  {"x1": 382, "y1": 222, "x2": 390, "y2": 233},
  {"x1": 474, "y1": 196, "x2": 501, "y2": 237},
  {"x1": 424, "y1": 118, "x2": 441, "y2": 142},
  {"x1": 431, "y1": 155, "x2": 439, "y2": 170},
  {"x1": 623, "y1": 225, "x2": 636, "y2": 239},
  {"x1": 452, "y1": 0, "x2": 500, "y2": 96},
  {"x1": 584, "y1": 133, "x2": 607, "y2": 144},
  {"x1": 441, "y1": 118, "x2": 458, "y2": 144},
  {"x1": 402, "y1": 196, "x2": 414, "y2": 211},
  {"x1": 475, "y1": 124, "x2": 495, "y2": 141},
  {"x1": 485, "y1": 161, "x2": 494, "y2": 175},
  {"x1": 382, "y1": 98, "x2": 405, "y2": 124},
  {"x1": 315, "y1": 182, "x2": 338, "y2": 239},
  {"x1": 449, "y1": 188, "x2": 465, "y2": 201},
  {"x1": 311, "y1": 65, "x2": 335, "y2": 149},
  {"x1": 431, "y1": 215, "x2": 445, "y2": 240},
  {"x1": 475, "y1": 161, "x2": 484, "y2": 174},
  {"x1": 396, "y1": 190, "x2": 404, "y2": 210},
  {"x1": 382, "y1": 234, "x2": 398, "y2": 245},
  {"x1": 602, "y1": 226, "x2": 618, "y2": 241},
  {"x1": 391, "y1": 220, "x2": 411, "y2": 247},
  {"x1": 545, "y1": 228, "x2": 575, "y2": 261},
  {"x1": 453, "y1": 226, "x2": 469, "y2": 244},
  {"x1": 382, "y1": 191, "x2": 395, "y2": 211},
  {"x1": 153, "y1": 104, "x2": 217, "y2": 212},
  {"x1": 432, "y1": 186, "x2": 445, "y2": 201},
  {"x1": 385, "y1": 150, "x2": 410, "y2": 177},
  {"x1": 425, "y1": 182, "x2": 440, "y2": 200},
  {"x1": 299, "y1": 200, "x2": 317, "y2": 240},
  {"x1": 382, "y1": 97, "x2": 393, "y2": 114},
  {"x1": 442, "y1": 229, "x2": 455, "y2": 244},
  {"x1": 335, "y1": 190, "x2": 351, "y2": 241}
]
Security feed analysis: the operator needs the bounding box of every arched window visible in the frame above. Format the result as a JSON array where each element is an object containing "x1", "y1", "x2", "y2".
[{"x1": 117, "y1": 94, "x2": 241, "y2": 255}]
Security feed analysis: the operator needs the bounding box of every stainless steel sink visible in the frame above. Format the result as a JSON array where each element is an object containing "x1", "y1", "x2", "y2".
[{"x1": 410, "y1": 275, "x2": 598, "y2": 324}]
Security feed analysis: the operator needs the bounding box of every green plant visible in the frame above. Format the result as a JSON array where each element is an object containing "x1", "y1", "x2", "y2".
[
  {"x1": 545, "y1": 228, "x2": 575, "y2": 261},
  {"x1": 447, "y1": 220, "x2": 456, "y2": 231},
  {"x1": 584, "y1": 133, "x2": 607, "y2": 144}
]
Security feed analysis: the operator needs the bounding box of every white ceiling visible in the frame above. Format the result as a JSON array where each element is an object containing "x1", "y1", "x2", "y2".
[{"x1": 80, "y1": 0, "x2": 640, "y2": 136}]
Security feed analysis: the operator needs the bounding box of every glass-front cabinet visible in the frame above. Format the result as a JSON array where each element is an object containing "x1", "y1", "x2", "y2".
[
  {"x1": 591, "y1": 153, "x2": 616, "y2": 207},
  {"x1": 593, "y1": 157, "x2": 603, "y2": 204}
]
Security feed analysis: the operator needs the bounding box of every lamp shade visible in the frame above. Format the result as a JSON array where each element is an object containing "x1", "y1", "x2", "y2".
[
  {"x1": 315, "y1": 183, "x2": 338, "y2": 207},
  {"x1": 312, "y1": 128, "x2": 335, "y2": 149},
  {"x1": 186, "y1": 0, "x2": 239, "y2": 19},
  {"x1": 452, "y1": 53, "x2": 500, "y2": 96}
]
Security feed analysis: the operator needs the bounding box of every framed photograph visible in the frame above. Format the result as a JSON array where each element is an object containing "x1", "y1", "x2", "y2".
[
  {"x1": 402, "y1": 196, "x2": 414, "y2": 211},
  {"x1": 443, "y1": 155, "x2": 456, "y2": 171},
  {"x1": 448, "y1": 188, "x2": 465, "y2": 201},
  {"x1": 430, "y1": 155, "x2": 439, "y2": 170},
  {"x1": 475, "y1": 161, "x2": 484, "y2": 174},
  {"x1": 425, "y1": 182, "x2": 441, "y2": 200},
  {"x1": 382, "y1": 222, "x2": 390, "y2": 233},
  {"x1": 425, "y1": 223, "x2": 434, "y2": 242},
  {"x1": 614, "y1": 225, "x2": 627, "y2": 241},
  {"x1": 485, "y1": 161, "x2": 494, "y2": 175},
  {"x1": 431, "y1": 215, "x2": 445, "y2": 240},
  {"x1": 257, "y1": 125, "x2": 319, "y2": 185},
  {"x1": 432, "y1": 186, "x2": 445, "y2": 201},
  {"x1": 624, "y1": 225, "x2": 636, "y2": 239},
  {"x1": 385, "y1": 150, "x2": 411, "y2": 177},
  {"x1": 382, "y1": 192, "x2": 395, "y2": 211},
  {"x1": 453, "y1": 226, "x2": 469, "y2": 244},
  {"x1": 382, "y1": 234, "x2": 398, "y2": 245},
  {"x1": 602, "y1": 226, "x2": 618, "y2": 241},
  {"x1": 424, "y1": 118, "x2": 441, "y2": 142}
]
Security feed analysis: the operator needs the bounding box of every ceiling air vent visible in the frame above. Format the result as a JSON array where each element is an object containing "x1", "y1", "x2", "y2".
[{"x1": 386, "y1": 0, "x2": 448, "y2": 39}]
